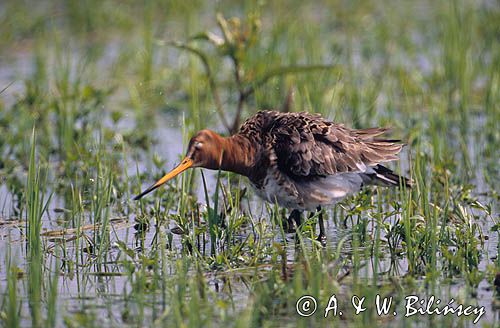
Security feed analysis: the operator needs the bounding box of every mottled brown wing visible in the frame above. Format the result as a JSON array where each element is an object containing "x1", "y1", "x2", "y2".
[
  {"x1": 267, "y1": 112, "x2": 404, "y2": 178},
  {"x1": 239, "y1": 110, "x2": 279, "y2": 143}
]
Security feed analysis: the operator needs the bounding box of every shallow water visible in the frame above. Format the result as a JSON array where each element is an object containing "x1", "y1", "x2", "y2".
[
  {"x1": 0, "y1": 109, "x2": 497, "y2": 326},
  {"x1": 0, "y1": 2, "x2": 499, "y2": 325}
]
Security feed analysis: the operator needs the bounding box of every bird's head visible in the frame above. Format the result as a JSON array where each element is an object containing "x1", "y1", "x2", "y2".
[
  {"x1": 185, "y1": 129, "x2": 225, "y2": 170},
  {"x1": 134, "y1": 129, "x2": 224, "y2": 200}
]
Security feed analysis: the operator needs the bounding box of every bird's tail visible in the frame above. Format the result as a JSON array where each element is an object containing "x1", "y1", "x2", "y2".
[{"x1": 364, "y1": 165, "x2": 412, "y2": 188}]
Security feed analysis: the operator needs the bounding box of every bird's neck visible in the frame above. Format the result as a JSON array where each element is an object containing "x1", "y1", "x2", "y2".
[{"x1": 219, "y1": 134, "x2": 256, "y2": 177}]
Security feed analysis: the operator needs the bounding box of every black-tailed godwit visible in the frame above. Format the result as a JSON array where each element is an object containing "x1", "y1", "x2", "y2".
[{"x1": 134, "y1": 110, "x2": 411, "y2": 244}]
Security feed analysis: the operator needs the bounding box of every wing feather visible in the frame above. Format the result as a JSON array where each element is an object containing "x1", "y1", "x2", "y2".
[
  {"x1": 239, "y1": 110, "x2": 405, "y2": 180},
  {"x1": 252, "y1": 111, "x2": 404, "y2": 179}
]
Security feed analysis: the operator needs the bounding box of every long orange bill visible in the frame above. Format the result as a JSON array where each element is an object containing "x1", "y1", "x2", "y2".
[{"x1": 133, "y1": 157, "x2": 193, "y2": 200}]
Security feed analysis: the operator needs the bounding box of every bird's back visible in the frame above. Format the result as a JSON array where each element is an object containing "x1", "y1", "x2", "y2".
[{"x1": 238, "y1": 110, "x2": 410, "y2": 210}]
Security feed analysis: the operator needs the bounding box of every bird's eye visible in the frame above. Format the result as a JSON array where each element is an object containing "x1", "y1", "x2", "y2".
[{"x1": 194, "y1": 142, "x2": 203, "y2": 149}]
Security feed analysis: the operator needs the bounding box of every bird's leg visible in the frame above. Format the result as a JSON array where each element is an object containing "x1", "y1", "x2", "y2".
[
  {"x1": 294, "y1": 210, "x2": 302, "y2": 228},
  {"x1": 316, "y1": 206, "x2": 326, "y2": 246},
  {"x1": 286, "y1": 209, "x2": 302, "y2": 233}
]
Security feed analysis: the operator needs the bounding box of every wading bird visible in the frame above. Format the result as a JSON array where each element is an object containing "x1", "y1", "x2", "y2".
[{"x1": 134, "y1": 110, "x2": 411, "y2": 244}]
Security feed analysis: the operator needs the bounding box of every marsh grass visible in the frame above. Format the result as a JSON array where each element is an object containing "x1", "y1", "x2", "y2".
[
  {"x1": 26, "y1": 131, "x2": 48, "y2": 327},
  {"x1": 0, "y1": 0, "x2": 498, "y2": 327},
  {"x1": 4, "y1": 247, "x2": 20, "y2": 328}
]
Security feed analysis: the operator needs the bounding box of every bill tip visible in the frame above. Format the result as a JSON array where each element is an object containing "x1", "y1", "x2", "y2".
[{"x1": 133, "y1": 192, "x2": 145, "y2": 201}]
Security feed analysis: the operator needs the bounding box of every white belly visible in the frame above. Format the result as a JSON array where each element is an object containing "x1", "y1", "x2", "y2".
[{"x1": 252, "y1": 172, "x2": 364, "y2": 211}]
